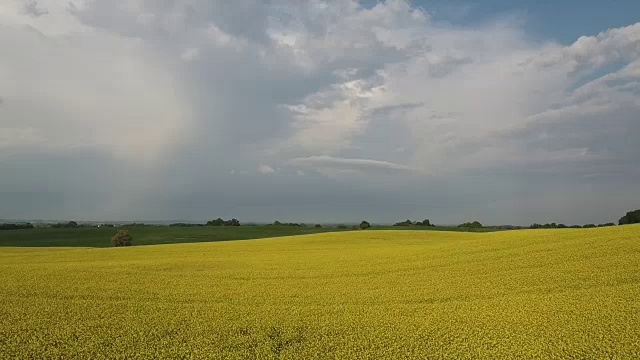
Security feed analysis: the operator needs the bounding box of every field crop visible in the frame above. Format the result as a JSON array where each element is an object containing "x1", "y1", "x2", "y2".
[{"x1": 1, "y1": 226, "x2": 638, "y2": 359}]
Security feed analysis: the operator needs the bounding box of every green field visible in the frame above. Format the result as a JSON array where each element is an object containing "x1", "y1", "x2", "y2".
[
  {"x1": 0, "y1": 226, "x2": 349, "y2": 248},
  {"x1": 0, "y1": 225, "x2": 501, "y2": 248},
  {"x1": 1, "y1": 226, "x2": 638, "y2": 359}
]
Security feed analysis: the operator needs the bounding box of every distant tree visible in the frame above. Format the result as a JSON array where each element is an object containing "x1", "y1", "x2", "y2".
[
  {"x1": 206, "y1": 218, "x2": 240, "y2": 226},
  {"x1": 416, "y1": 219, "x2": 432, "y2": 226},
  {"x1": 169, "y1": 223, "x2": 203, "y2": 227},
  {"x1": 336, "y1": 224, "x2": 348, "y2": 229},
  {"x1": 597, "y1": 223, "x2": 616, "y2": 227},
  {"x1": 582, "y1": 224, "x2": 597, "y2": 228},
  {"x1": 359, "y1": 221, "x2": 371, "y2": 229},
  {"x1": 51, "y1": 221, "x2": 79, "y2": 229},
  {"x1": 314, "y1": 224, "x2": 322, "y2": 228},
  {"x1": 206, "y1": 218, "x2": 225, "y2": 226},
  {"x1": 271, "y1": 221, "x2": 302, "y2": 227},
  {"x1": 557, "y1": 224, "x2": 567, "y2": 228},
  {"x1": 394, "y1": 219, "x2": 412, "y2": 226},
  {"x1": 111, "y1": 230, "x2": 133, "y2": 247},
  {"x1": 224, "y1": 219, "x2": 240, "y2": 226},
  {"x1": 459, "y1": 221, "x2": 482, "y2": 228},
  {"x1": 619, "y1": 209, "x2": 640, "y2": 225},
  {"x1": 0, "y1": 223, "x2": 34, "y2": 231}
]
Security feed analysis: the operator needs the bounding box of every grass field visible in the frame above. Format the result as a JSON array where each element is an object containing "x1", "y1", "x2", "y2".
[
  {"x1": 1, "y1": 226, "x2": 638, "y2": 359},
  {"x1": 0, "y1": 225, "x2": 500, "y2": 248},
  {"x1": 0, "y1": 226, "x2": 349, "y2": 248}
]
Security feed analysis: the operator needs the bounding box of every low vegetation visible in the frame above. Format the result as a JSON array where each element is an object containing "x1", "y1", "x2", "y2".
[
  {"x1": 394, "y1": 219, "x2": 435, "y2": 227},
  {"x1": 0, "y1": 225, "x2": 638, "y2": 358},
  {"x1": 458, "y1": 221, "x2": 483, "y2": 228},
  {"x1": 0, "y1": 223, "x2": 34, "y2": 231},
  {"x1": 111, "y1": 230, "x2": 132, "y2": 247},
  {"x1": 619, "y1": 209, "x2": 640, "y2": 225},
  {"x1": 206, "y1": 218, "x2": 240, "y2": 226}
]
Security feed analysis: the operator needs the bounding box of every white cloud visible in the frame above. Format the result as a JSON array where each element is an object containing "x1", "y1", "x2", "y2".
[
  {"x1": 181, "y1": 47, "x2": 200, "y2": 61},
  {"x1": 0, "y1": 5, "x2": 193, "y2": 162},
  {"x1": 278, "y1": 15, "x2": 640, "y2": 175},
  {"x1": 289, "y1": 156, "x2": 416, "y2": 173},
  {"x1": 258, "y1": 164, "x2": 276, "y2": 174}
]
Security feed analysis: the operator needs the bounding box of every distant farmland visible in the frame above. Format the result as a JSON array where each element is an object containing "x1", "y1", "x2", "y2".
[
  {"x1": 0, "y1": 224, "x2": 500, "y2": 248},
  {"x1": 1, "y1": 226, "x2": 638, "y2": 359},
  {"x1": 0, "y1": 225, "x2": 349, "y2": 247}
]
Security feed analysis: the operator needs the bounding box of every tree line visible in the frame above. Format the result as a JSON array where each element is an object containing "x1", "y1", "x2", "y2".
[
  {"x1": 394, "y1": 219, "x2": 434, "y2": 227},
  {"x1": 2, "y1": 208, "x2": 639, "y2": 231},
  {"x1": 206, "y1": 218, "x2": 240, "y2": 226},
  {"x1": 529, "y1": 223, "x2": 615, "y2": 229},
  {"x1": 0, "y1": 223, "x2": 34, "y2": 230},
  {"x1": 618, "y1": 209, "x2": 640, "y2": 225}
]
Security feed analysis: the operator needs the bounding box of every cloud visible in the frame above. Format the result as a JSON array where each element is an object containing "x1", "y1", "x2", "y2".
[
  {"x1": 0, "y1": 23, "x2": 193, "y2": 162},
  {"x1": 278, "y1": 18, "x2": 640, "y2": 178},
  {"x1": 22, "y1": 0, "x2": 48, "y2": 17},
  {"x1": 289, "y1": 156, "x2": 416, "y2": 173},
  {"x1": 0, "y1": 0, "x2": 639, "y2": 224},
  {"x1": 258, "y1": 164, "x2": 276, "y2": 174},
  {"x1": 180, "y1": 47, "x2": 200, "y2": 61}
]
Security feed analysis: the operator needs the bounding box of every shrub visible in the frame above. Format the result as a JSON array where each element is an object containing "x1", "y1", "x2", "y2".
[
  {"x1": 459, "y1": 221, "x2": 482, "y2": 228},
  {"x1": 111, "y1": 230, "x2": 133, "y2": 247},
  {"x1": 0, "y1": 223, "x2": 34, "y2": 231},
  {"x1": 394, "y1": 220, "x2": 412, "y2": 226},
  {"x1": 51, "y1": 221, "x2": 79, "y2": 229},
  {"x1": 359, "y1": 221, "x2": 371, "y2": 229},
  {"x1": 416, "y1": 219, "x2": 432, "y2": 226},
  {"x1": 207, "y1": 218, "x2": 240, "y2": 226}
]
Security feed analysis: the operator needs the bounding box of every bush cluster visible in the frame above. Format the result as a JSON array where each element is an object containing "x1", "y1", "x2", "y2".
[
  {"x1": 206, "y1": 218, "x2": 240, "y2": 226},
  {"x1": 0, "y1": 223, "x2": 34, "y2": 231},
  {"x1": 111, "y1": 230, "x2": 133, "y2": 247}
]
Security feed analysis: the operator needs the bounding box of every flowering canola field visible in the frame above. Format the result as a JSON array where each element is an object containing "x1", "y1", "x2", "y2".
[{"x1": 1, "y1": 226, "x2": 639, "y2": 359}]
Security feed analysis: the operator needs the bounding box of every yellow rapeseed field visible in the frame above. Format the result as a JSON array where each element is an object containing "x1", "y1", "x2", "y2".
[{"x1": 1, "y1": 226, "x2": 639, "y2": 359}]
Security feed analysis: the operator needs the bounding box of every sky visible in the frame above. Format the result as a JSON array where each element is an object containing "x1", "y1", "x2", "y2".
[{"x1": 1, "y1": 0, "x2": 639, "y2": 225}]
